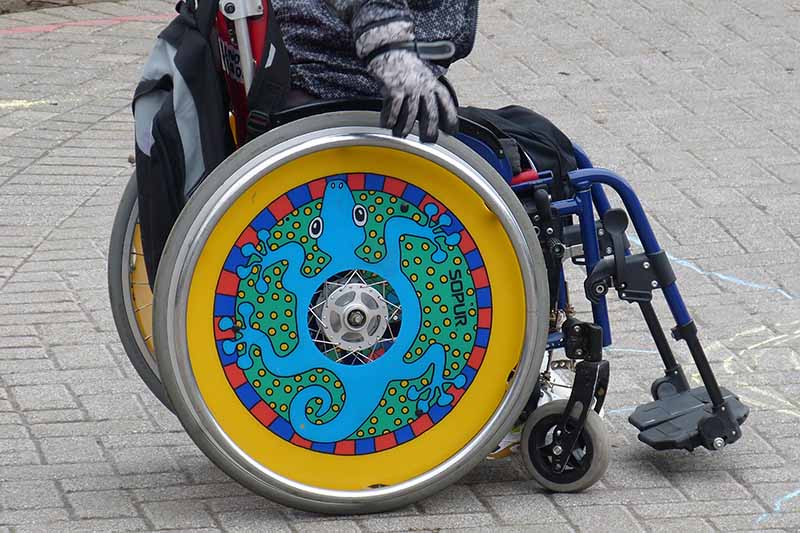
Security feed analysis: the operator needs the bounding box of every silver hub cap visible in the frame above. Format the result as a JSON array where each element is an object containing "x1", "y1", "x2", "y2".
[{"x1": 320, "y1": 283, "x2": 390, "y2": 354}]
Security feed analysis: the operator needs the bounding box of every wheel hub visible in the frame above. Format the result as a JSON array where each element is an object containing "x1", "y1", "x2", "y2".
[
  {"x1": 346, "y1": 308, "x2": 367, "y2": 329},
  {"x1": 320, "y1": 282, "x2": 390, "y2": 354}
]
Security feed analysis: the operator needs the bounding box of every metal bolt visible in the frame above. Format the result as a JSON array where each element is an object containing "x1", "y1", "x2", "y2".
[
  {"x1": 594, "y1": 285, "x2": 605, "y2": 294},
  {"x1": 533, "y1": 215, "x2": 541, "y2": 222},
  {"x1": 552, "y1": 445, "x2": 563, "y2": 456},
  {"x1": 651, "y1": 280, "x2": 659, "y2": 288},
  {"x1": 348, "y1": 311, "x2": 366, "y2": 329},
  {"x1": 575, "y1": 349, "x2": 584, "y2": 357},
  {"x1": 573, "y1": 325, "x2": 582, "y2": 334},
  {"x1": 546, "y1": 227, "x2": 554, "y2": 236},
  {"x1": 712, "y1": 437, "x2": 725, "y2": 450},
  {"x1": 555, "y1": 430, "x2": 561, "y2": 437},
  {"x1": 605, "y1": 247, "x2": 613, "y2": 255},
  {"x1": 224, "y1": 2, "x2": 235, "y2": 13},
  {"x1": 643, "y1": 262, "x2": 651, "y2": 269},
  {"x1": 598, "y1": 229, "x2": 605, "y2": 237}
]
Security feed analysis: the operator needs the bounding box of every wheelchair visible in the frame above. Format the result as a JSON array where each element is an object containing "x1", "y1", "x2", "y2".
[
  {"x1": 109, "y1": 0, "x2": 748, "y2": 515},
  {"x1": 109, "y1": 103, "x2": 751, "y2": 514}
]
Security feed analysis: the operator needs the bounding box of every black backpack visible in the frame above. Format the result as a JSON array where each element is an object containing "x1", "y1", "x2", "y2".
[{"x1": 133, "y1": 0, "x2": 289, "y2": 286}]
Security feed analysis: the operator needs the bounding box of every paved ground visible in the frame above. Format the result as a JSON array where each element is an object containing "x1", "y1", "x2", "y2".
[
  {"x1": 0, "y1": 1, "x2": 108, "y2": 16},
  {"x1": 0, "y1": 0, "x2": 799, "y2": 531}
]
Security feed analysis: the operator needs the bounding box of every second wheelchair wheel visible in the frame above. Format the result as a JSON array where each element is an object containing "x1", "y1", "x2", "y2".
[
  {"x1": 153, "y1": 111, "x2": 549, "y2": 513},
  {"x1": 108, "y1": 173, "x2": 172, "y2": 410}
]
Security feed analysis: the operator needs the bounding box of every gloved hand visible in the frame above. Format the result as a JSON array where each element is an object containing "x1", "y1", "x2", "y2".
[{"x1": 367, "y1": 48, "x2": 459, "y2": 143}]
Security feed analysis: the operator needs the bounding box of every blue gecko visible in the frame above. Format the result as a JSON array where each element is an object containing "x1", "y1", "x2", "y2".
[{"x1": 221, "y1": 179, "x2": 467, "y2": 443}]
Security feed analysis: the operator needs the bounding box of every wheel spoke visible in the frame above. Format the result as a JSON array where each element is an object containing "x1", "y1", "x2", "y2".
[
  {"x1": 337, "y1": 349, "x2": 359, "y2": 363},
  {"x1": 378, "y1": 295, "x2": 400, "y2": 310},
  {"x1": 308, "y1": 307, "x2": 324, "y2": 324},
  {"x1": 313, "y1": 339, "x2": 338, "y2": 347},
  {"x1": 387, "y1": 307, "x2": 401, "y2": 322},
  {"x1": 335, "y1": 349, "x2": 353, "y2": 363},
  {"x1": 353, "y1": 269, "x2": 369, "y2": 286},
  {"x1": 343, "y1": 269, "x2": 359, "y2": 286}
]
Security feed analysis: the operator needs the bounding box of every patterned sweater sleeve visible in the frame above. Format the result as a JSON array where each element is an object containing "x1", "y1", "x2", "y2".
[{"x1": 324, "y1": 0, "x2": 416, "y2": 58}]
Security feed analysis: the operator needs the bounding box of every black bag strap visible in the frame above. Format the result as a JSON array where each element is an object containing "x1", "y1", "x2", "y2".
[
  {"x1": 458, "y1": 108, "x2": 525, "y2": 175},
  {"x1": 499, "y1": 138, "x2": 523, "y2": 175},
  {"x1": 246, "y1": 0, "x2": 291, "y2": 140},
  {"x1": 186, "y1": 0, "x2": 220, "y2": 37}
]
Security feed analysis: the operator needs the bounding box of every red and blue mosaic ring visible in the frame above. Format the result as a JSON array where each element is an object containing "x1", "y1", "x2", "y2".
[{"x1": 212, "y1": 173, "x2": 492, "y2": 455}]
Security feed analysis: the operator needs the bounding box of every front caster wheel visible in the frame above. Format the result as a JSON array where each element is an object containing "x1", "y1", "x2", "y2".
[{"x1": 521, "y1": 399, "x2": 609, "y2": 492}]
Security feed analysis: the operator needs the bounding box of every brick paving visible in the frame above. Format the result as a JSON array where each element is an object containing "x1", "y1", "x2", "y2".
[
  {"x1": 0, "y1": 1, "x2": 112, "y2": 16},
  {"x1": 0, "y1": 0, "x2": 799, "y2": 531}
]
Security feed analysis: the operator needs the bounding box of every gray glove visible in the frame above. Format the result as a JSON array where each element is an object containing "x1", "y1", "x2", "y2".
[
  {"x1": 366, "y1": 48, "x2": 459, "y2": 142},
  {"x1": 354, "y1": 20, "x2": 458, "y2": 142}
]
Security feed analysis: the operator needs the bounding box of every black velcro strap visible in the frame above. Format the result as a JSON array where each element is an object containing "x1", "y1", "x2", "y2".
[
  {"x1": 245, "y1": 0, "x2": 290, "y2": 141},
  {"x1": 247, "y1": 110, "x2": 271, "y2": 139},
  {"x1": 364, "y1": 40, "x2": 456, "y2": 64},
  {"x1": 182, "y1": 0, "x2": 219, "y2": 37},
  {"x1": 499, "y1": 138, "x2": 522, "y2": 175}
]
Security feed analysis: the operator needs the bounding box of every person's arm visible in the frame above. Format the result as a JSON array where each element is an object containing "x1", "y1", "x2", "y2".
[
  {"x1": 325, "y1": 0, "x2": 414, "y2": 43},
  {"x1": 325, "y1": 0, "x2": 458, "y2": 142}
]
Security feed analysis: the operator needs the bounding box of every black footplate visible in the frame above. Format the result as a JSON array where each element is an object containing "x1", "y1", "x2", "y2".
[{"x1": 629, "y1": 387, "x2": 749, "y2": 452}]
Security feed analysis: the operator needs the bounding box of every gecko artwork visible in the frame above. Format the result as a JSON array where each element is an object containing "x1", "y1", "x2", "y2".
[{"x1": 215, "y1": 176, "x2": 482, "y2": 450}]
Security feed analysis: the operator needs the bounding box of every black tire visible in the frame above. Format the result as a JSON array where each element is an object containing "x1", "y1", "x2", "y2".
[
  {"x1": 108, "y1": 172, "x2": 173, "y2": 411},
  {"x1": 521, "y1": 399, "x2": 609, "y2": 492}
]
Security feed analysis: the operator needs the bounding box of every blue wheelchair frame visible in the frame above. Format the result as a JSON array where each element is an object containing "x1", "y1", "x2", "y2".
[
  {"x1": 267, "y1": 99, "x2": 746, "y2": 452},
  {"x1": 459, "y1": 131, "x2": 747, "y2": 453}
]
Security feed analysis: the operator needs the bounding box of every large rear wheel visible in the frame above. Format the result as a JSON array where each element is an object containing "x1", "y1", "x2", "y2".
[
  {"x1": 154, "y1": 111, "x2": 549, "y2": 513},
  {"x1": 108, "y1": 173, "x2": 172, "y2": 411}
]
